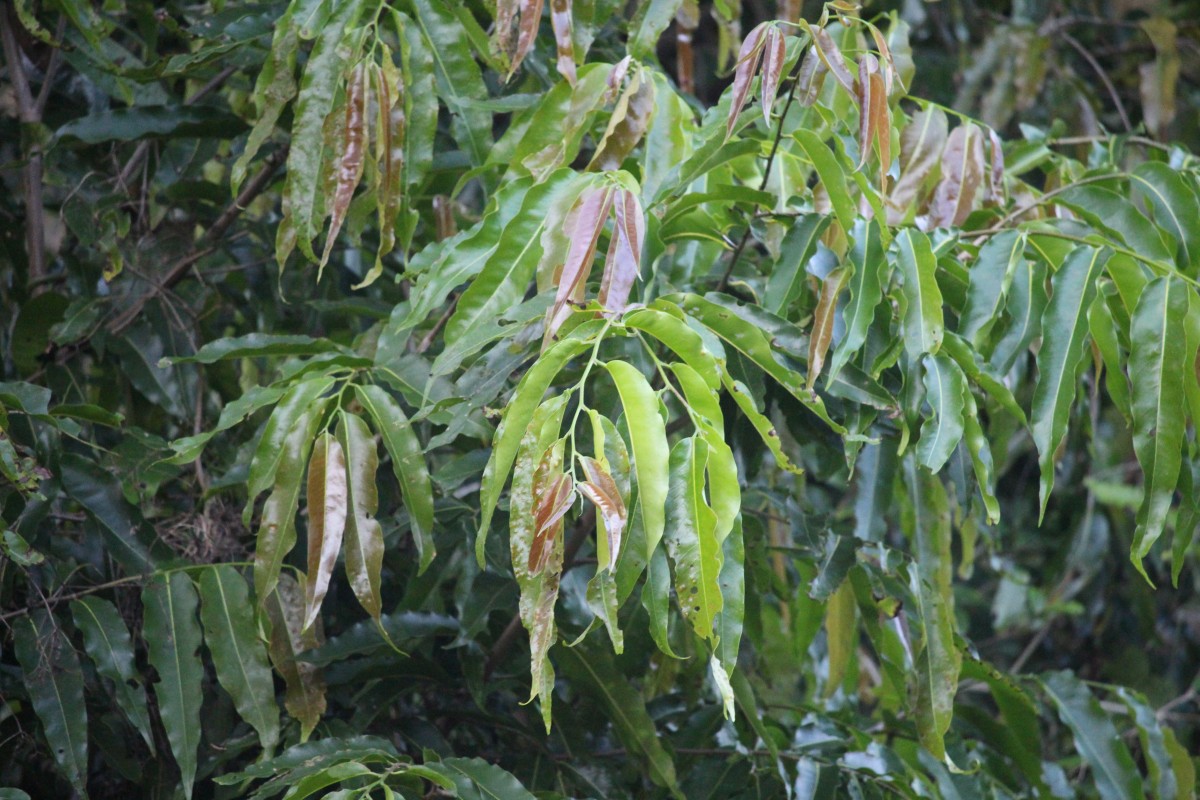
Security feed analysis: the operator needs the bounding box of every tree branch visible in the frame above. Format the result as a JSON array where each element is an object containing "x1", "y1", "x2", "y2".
[{"x1": 1, "y1": 6, "x2": 47, "y2": 293}]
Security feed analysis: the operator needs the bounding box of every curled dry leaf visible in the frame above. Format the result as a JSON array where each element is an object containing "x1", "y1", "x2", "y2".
[
  {"x1": 579, "y1": 456, "x2": 627, "y2": 570},
  {"x1": 544, "y1": 186, "x2": 615, "y2": 345},
  {"x1": 551, "y1": 0, "x2": 576, "y2": 86},
  {"x1": 930, "y1": 122, "x2": 986, "y2": 228},
  {"x1": 529, "y1": 454, "x2": 576, "y2": 574},
  {"x1": 598, "y1": 189, "x2": 644, "y2": 313},
  {"x1": 321, "y1": 63, "x2": 367, "y2": 273},
  {"x1": 304, "y1": 432, "x2": 348, "y2": 632},
  {"x1": 675, "y1": 0, "x2": 699, "y2": 94},
  {"x1": 725, "y1": 21, "x2": 769, "y2": 140},
  {"x1": 759, "y1": 26, "x2": 786, "y2": 126}
]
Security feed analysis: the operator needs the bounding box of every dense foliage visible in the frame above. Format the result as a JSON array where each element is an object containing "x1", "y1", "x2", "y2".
[{"x1": 2, "y1": 1, "x2": 1200, "y2": 798}]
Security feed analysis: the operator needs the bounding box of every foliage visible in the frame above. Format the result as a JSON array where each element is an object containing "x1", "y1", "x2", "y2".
[{"x1": 2, "y1": 1, "x2": 1200, "y2": 798}]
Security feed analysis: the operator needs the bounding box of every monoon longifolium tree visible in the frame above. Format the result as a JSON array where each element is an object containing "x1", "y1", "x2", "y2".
[{"x1": 1, "y1": 0, "x2": 1199, "y2": 798}]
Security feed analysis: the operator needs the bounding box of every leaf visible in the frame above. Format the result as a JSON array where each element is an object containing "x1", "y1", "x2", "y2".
[
  {"x1": 281, "y1": 0, "x2": 366, "y2": 263},
  {"x1": 764, "y1": 214, "x2": 831, "y2": 315},
  {"x1": 355, "y1": 385, "x2": 436, "y2": 574},
  {"x1": 545, "y1": 185, "x2": 615, "y2": 344},
  {"x1": 961, "y1": 389, "x2": 1001, "y2": 524},
  {"x1": 337, "y1": 412, "x2": 386, "y2": 619},
  {"x1": 808, "y1": 267, "x2": 848, "y2": 390},
  {"x1": 629, "y1": 0, "x2": 685, "y2": 61},
  {"x1": 939, "y1": 332, "x2": 1026, "y2": 424},
  {"x1": 13, "y1": 610, "x2": 89, "y2": 798},
  {"x1": 824, "y1": 578, "x2": 857, "y2": 697},
  {"x1": 319, "y1": 63, "x2": 368, "y2": 274},
  {"x1": 1040, "y1": 671, "x2": 1141, "y2": 800},
  {"x1": 903, "y1": 457, "x2": 960, "y2": 762},
  {"x1": 1055, "y1": 185, "x2": 1175, "y2": 267},
  {"x1": 959, "y1": 231, "x2": 1023, "y2": 347},
  {"x1": 551, "y1": 0, "x2": 577, "y2": 85},
  {"x1": 232, "y1": 2, "x2": 299, "y2": 193},
  {"x1": 254, "y1": 395, "x2": 331, "y2": 605},
  {"x1": 664, "y1": 437, "x2": 722, "y2": 642},
  {"x1": 265, "y1": 574, "x2": 327, "y2": 741},
  {"x1": 1089, "y1": 291, "x2": 1132, "y2": 424},
  {"x1": 558, "y1": 642, "x2": 681, "y2": 796},
  {"x1": 1129, "y1": 277, "x2": 1189, "y2": 583},
  {"x1": 794, "y1": 129, "x2": 856, "y2": 233},
  {"x1": 895, "y1": 228, "x2": 945, "y2": 361},
  {"x1": 246, "y1": 375, "x2": 337, "y2": 518},
  {"x1": 929, "y1": 123, "x2": 985, "y2": 228},
  {"x1": 606, "y1": 360, "x2": 671, "y2": 563},
  {"x1": 1130, "y1": 161, "x2": 1200, "y2": 273},
  {"x1": 143, "y1": 573, "x2": 205, "y2": 799},
  {"x1": 1030, "y1": 246, "x2": 1110, "y2": 518},
  {"x1": 579, "y1": 457, "x2": 627, "y2": 571},
  {"x1": 70, "y1": 597, "x2": 155, "y2": 751},
  {"x1": 422, "y1": 757, "x2": 538, "y2": 800},
  {"x1": 590, "y1": 69, "x2": 656, "y2": 170},
  {"x1": 55, "y1": 105, "x2": 246, "y2": 143},
  {"x1": 198, "y1": 566, "x2": 281, "y2": 753},
  {"x1": 303, "y1": 432, "x2": 348, "y2": 630},
  {"x1": 759, "y1": 26, "x2": 786, "y2": 126},
  {"x1": 1116, "y1": 688, "x2": 1180, "y2": 800},
  {"x1": 61, "y1": 453, "x2": 169, "y2": 573},
  {"x1": 888, "y1": 106, "x2": 947, "y2": 222},
  {"x1": 598, "y1": 189, "x2": 645, "y2": 314},
  {"x1": 810, "y1": 25, "x2": 856, "y2": 96},
  {"x1": 475, "y1": 322, "x2": 604, "y2": 565},
  {"x1": 916, "y1": 353, "x2": 968, "y2": 473},
  {"x1": 622, "y1": 306, "x2": 723, "y2": 390},
  {"x1": 829, "y1": 218, "x2": 887, "y2": 380},
  {"x1": 989, "y1": 253, "x2": 1049, "y2": 375}
]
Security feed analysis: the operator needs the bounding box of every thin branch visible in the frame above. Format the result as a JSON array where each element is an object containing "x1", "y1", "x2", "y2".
[
  {"x1": 1, "y1": 6, "x2": 47, "y2": 292},
  {"x1": 1060, "y1": 32, "x2": 1132, "y2": 133}
]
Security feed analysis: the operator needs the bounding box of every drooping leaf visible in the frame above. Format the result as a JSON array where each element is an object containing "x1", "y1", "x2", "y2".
[
  {"x1": 421, "y1": 757, "x2": 538, "y2": 800},
  {"x1": 808, "y1": 267, "x2": 848, "y2": 389},
  {"x1": 1130, "y1": 161, "x2": 1200, "y2": 274},
  {"x1": 579, "y1": 456, "x2": 627, "y2": 571},
  {"x1": 664, "y1": 437, "x2": 722, "y2": 642},
  {"x1": 71, "y1": 597, "x2": 155, "y2": 751},
  {"x1": 929, "y1": 122, "x2": 985, "y2": 228},
  {"x1": 959, "y1": 230, "x2": 1023, "y2": 347},
  {"x1": 246, "y1": 375, "x2": 337, "y2": 519},
  {"x1": 13, "y1": 610, "x2": 89, "y2": 798},
  {"x1": 597, "y1": 189, "x2": 645, "y2": 313},
  {"x1": 304, "y1": 432, "x2": 348, "y2": 630},
  {"x1": 764, "y1": 214, "x2": 831, "y2": 315},
  {"x1": 895, "y1": 228, "x2": 945, "y2": 361},
  {"x1": 829, "y1": 218, "x2": 887, "y2": 380},
  {"x1": 143, "y1": 573, "x2": 205, "y2": 799},
  {"x1": 1040, "y1": 671, "x2": 1141, "y2": 800},
  {"x1": 337, "y1": 412, "x2": 386, "y2": 619},
  {"x1": 794, "y1": 129, "x2": 856, "y2": 233},
  {"x1": 916, "y1": 352, "x2": 968, "y2": 473},
  {"x1": 551, "y1": 0, "x2": 577, "y2": 85},
  {"x1": 198, "y1": 566, "x2": 281, "y2": 753},
  {"x1": 545, "y1": 185, "x2": 615, "y2": 344},
  {"x1": 319, "y1": 63, "x2": 368, "y2": 274},
  {"x1": 759, "y1": 26, "x2": 786, "y2": 127},
  {"x1": 724, "y1": 21, "x2": 767, "y2": 138},
  {"x1": 606, "y1": 360, "x2": 670, "y2": 562},
  {"x1": 888, "y1": 106, "x2": 947, "y2": 223},
  {"x1": 265, "y1": 574, "x2": 327, "y2": 741}
]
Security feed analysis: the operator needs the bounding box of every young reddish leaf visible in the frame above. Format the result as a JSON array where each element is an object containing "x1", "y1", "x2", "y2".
[
  {"x1": 725, "y1": 21, "x2": 768, "y2": 140},
  {"x1": 320, "y1": 63, "x2": 368, "y2": 275},
  {"x1": 590, "y1": 69, "x2": 656, "y2": 170},
  {"x1": 759, "y1": 26, "x2": 786, "y2": 126},
  {"x1": 856, "y1": 55, "x2": 878, "y2": 171},
  {"x1": 808, "y1": 267, "x2": 849, "y2": 389},
  {"x1": 513, "y1": 0, "x2": 544, "y2": 79},
  {"x1": 530, "y1": 459, "x2": 575, "y2": 574},
  {"x1": 930, "y1": 122, "x2": 985, "y2": 228},
  {"x1": 868, "y1": 22, "x2": 898, "y2": 96},
  {"x1": 339, "y1": 412, "x2": 385, "y2": 620},
  {"x1": 598, "y1": 189, "x2": 644, "y2": 313},
  {"x1": 887, "y1": 106, "x2": 948, "y2": 223},
  {"x1": 675, "y1": 1, "x2": 699, "y2": 94},
  {"x1": 494, "y1": 0, "x2": 518, "y2": 70},
  {"x1": 360, "y1": 56, "x2": 405, "y2": 289},
  {"x1": 579, "y1": 456, "x2": 627, "y2": 571},
  {"x1": 551, "y1": 0, "x2": 576, "y2": 86},
  {"x1": 303, "y1": 432, "x2": 348, "y2": 632},
  {"x1": 796, "y1": 47, "x2": 828, "y2": 107},
  {"x1": 811, "y1": 26, "x2": 857, "y2": 97},
  {"x1": 544, "y1": 186, "x2": 615, "y2": 344}
]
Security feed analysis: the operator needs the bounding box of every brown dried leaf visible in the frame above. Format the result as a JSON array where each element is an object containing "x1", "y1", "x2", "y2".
[
  {"x1": 808, "y1": 267, "x2": 848, "y2": 389},
  {"x1": 811, "y1": 26, "x2": 857, "y2": 98},
  {"x1": 551, "y1": 0, "x2": 576, "y2": 86},
  {"x1": 514, "y1": 0, "x2": 544, "y2": 79},
  {"x1": 725, "y1": 21, "x2": 768, "y2": 140},
  {"x1": 544, "y1": 186, "x2": 615, "y2": 344},
  {"x1": 603, "y1": 55, "x2": 633, "y2": 106},
  {"x1": 320, "y1": 63, "x2": 368, "y2": 273},
  {"x1": 930, "y1": 123, "x2": 986, "y2": 228},
  {"x1": 494, "y1": 0, "x2": 518, "y2": 68},
  {"x1": 266, "y1": 573, "x2": 326, "y2": 741},
  {"x1": 304, "y1": 432, "x2": 347, "y2": 632},
  {"x1": 360, "y1": 53, "x2": 405, "y2": 289},
  {"x1": 796, "y1": 47, "x2": 828, "y2": 107},
  {"x1": 887, "y1": 107, "x2": 948, "y2": 224},
  {"x1": 598, "y1": 190, "x2": 644, "y2": 313},
  {"x1": 869, "y1": 71, "x2": 890, "y2": 190},
  {"x1": 759, "y1": 26, "x2": 786, "y2": 126},
  {"x1": 579, "y1": 456, "x2": 627, "y2": 571},
  {"x1": 856, "y1": 55, "x2": 879, "y2": 171}
]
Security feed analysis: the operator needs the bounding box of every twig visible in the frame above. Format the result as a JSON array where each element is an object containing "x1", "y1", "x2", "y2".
[
  {"x1": 1, "y1": 6, "x2": 47, "y2": 292},
  {"x1": 718, "y1": 53, "x2": 806, "y2": 292},
  {"x1": 416, "y1": 294, "x2": 459, "y2": 354},
  {"x1": 1060, "y1": 32, "x2": 1132, "y2": 133},
  {"x1": 483, "y1": 509, "x2": 596, "y2": 680}
]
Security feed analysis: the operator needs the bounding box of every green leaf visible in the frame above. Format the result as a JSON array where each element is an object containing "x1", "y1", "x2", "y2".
[
  {"x1": 628, "y1": 0, "x2": 683, "y2": 59},
  {"x1": 167, "y1": 384, "x2": 288, "y2": 465},
  {"x1": 828, "y1": 218, "x2": 887, "y2": 381},
  {"x1": 410, "y1": 0, "x2": 493, "y2": 166},
  {"x1": 337, "y1": 412, "x2": 386, "y2": 619},
  {"x1": 895, "y1": 228, "x2": 945, "y2": 361},
  {"x1": 1088, "y1": 291, "x2": 1132, "y2": 423},
  {"x1": 624, "y1": 305, "x2": 724, "y2": 390},
  {"x1": 824, "y1": 578, "x2": 857, "y2": 697},
  {"x1": 959, "y1": 230, "x2": 1023, "y2": 347},
  {"x1": 246, "y1": 375, "x2": 337, "y2": 519},
  {"x1": 793, "y1": 130, "x2": 856, "y2": 233},
  {"x1": 1116, "y1": 688, "x2": 1179, "y2": 800},
  {"x1": 916, "y1": 353, "x2": 968, "y2": 473},
  {"x1": 1039, "y1": 671, "x2": 1141, "y2": 800},
  {"x1": 281, "y1": 0, "x2": 366, "y2": 261},
  {"x1": 902, "y1": 457, "x2": 960, "y2": 761},
  {"x1": 353, "y1": 385, "x2": 436, "y2": 574},
  {"x1": 961, "y1": 389, "x2": 1000, "y2": 524},
  {"x1": 1130, "y1": 161, "x2": 1200, "y2": 273},
  {"x1": 1056, "y1": 184, "x2": 1175, "y2": 267},
  {"x1": 664, "y1": 437, "x2": 722, "y2": 642},
  {"x1": 939, "y1": 332, "x2": 1026, "y2": 424},
  {"x1": 13, "y1": 610, "x2": 89, "y2": 798},
  {"x1": 988, "y1": 250, "x2": 1049, "y2": 375},
  {"x1": 264, "y1": 574, "x2": 327, "y2": 741},
  {"x1": 231, "y1": 1, "x2": 298, "y2": 193},
  {"x1": 422, "y1": 757, "x2": 537, "y2": 800},
  {"x1": 198, "y1": 566, "x2": 280, "y2": 753},
  {"x1": 559, "y1": 642, "x2": 681, "y2": 797},
  {"x1": 55, "y1": 105, "x2": 246, "y2": 143},
  {"x1": 143, "y1": 573, "x2": 205, "y2": 800},
  {"x1": 61, "y1": 453, "x2": 169, "y2": 573},
  {"x1": 606, "y1": 360, "x2": 671, "y2": 562},
  {"x1": 764, "y1": 214, "x2": 832, "y2": 316},
  {"x1": 254, "y1": 396, "x2": 331, "y2": 605},
  {"x1": 713, "y1": 517, "x2": 745, "y2": 689},
  {"x1": 174, "y1": 334, "x2": 346, "y2": 364},
  {"x1": 1129, "y1": 276, "x2": 1190, "y2": 583},
  {"x1": 1030, "y1": 246, "x2": 1110, "y2": 518},
  {"x1": 70, "y1": 597, "x2": 155, "y2": 751}
]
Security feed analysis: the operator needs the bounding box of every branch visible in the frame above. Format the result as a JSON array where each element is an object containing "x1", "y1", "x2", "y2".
[{"x1": 1, "y1": 6, "x2": 47, "y2": 292}]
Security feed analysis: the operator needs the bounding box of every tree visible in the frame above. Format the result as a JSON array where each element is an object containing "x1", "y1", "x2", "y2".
[{"x1": 1, "y1": 1, "x2": 1198, "y2": 798}]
